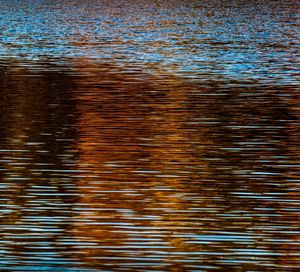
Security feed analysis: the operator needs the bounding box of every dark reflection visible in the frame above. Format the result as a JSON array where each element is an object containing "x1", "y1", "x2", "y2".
[
  {"x1": 69, "y1": 60, "x2": 299, "y2": 271},
  {"x1": 0, "y1": 61, "x2": 78, "y2": 270},
  {"x1": 0, "y1": 59, "x2": 299, "y2": 271},
  {"x1": 0, "y1": 0, "x2": 298, "y2": 270}
]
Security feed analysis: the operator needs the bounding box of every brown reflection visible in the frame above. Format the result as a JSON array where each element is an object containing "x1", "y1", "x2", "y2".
[
  {"x1": 0, "y1": 61, "x2": 77, "y2": 266},
  {"x1": 70, "y1": 58, "x2": 300, "y2": 271},
  {"x1": 71, "y1": 60, "x2": 202, "y2": 270},
  {"x1": 184, "y1": 83, "x2": 300, "y2": 270},
  {"x1": 0, "y1": 58, "x2": 299, "y2": 271},
  {"x1": 274, "y1": 89, "x2": 300, "y2": 271}
]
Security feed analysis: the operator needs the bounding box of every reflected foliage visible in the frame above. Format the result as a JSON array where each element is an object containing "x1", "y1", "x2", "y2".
[
  {"x1": 0, "y1": 0, "x2": 299, "y2": 271},
  {"x1": 0, "y1": 60, "x2": 299, "y2": 271}
]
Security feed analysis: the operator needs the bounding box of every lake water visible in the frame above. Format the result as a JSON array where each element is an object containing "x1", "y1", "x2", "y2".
[{"x1": 0, "y1": 0, "x2": 299, "y2": 271}]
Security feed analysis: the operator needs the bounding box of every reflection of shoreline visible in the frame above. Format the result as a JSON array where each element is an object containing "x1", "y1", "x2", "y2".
[
  {"x1": 0, "y1": 61, "x2": 78, "y2": 267},
  {"x1": 69, "y1": 59, "x2": 300, "y2": 270},
  {"x1": 72, "y1": 60, "x2": 197, "y2": 269},
  {"x1": 0, "y1": 59, "x2": 299, "y2": 270}
]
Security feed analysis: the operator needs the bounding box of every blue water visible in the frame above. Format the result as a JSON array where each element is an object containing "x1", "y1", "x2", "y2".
[{"x1": 0, "y1": 0, "x2": 298, "y2": 83}]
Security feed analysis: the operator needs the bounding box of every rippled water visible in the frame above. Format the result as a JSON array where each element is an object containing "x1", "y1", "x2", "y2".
[{"x1": 0, "y1": 0, "x2": 299, "y2": 271}]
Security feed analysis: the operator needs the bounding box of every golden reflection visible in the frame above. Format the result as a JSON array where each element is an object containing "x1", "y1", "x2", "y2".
[
  {"x1": 69, "y1": 59, "x2": 300, "y2": 270},
  {"x1": 0, "y1": 60, "x2": 299, "y2": 270},
  {"x1": 71, "y1": 60, "x2": 210, "y2": 269}
]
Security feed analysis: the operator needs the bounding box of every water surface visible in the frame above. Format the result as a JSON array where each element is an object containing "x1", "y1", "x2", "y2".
[{"x1": 0, "y1": 0, "x2": 299, "y2": 271}]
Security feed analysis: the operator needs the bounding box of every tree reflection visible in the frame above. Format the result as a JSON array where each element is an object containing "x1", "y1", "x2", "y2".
[
  {"x1": 0, "y1": 61, "x2": 77, "y2": 268},
  {"x1": 0, "y1": 59, "x2": 299, "y2": 271},
  {"x1": 72, "y1": 60, "x2": 300, "y2": 270}
]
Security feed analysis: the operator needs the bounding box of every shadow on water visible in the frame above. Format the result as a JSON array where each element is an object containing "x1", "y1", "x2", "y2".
[
  {"x1": 0, "y1": 61, "x2": 78, "y2": 270},
  {"x1": 0, "y1": 59, "x2": 299, "y2": 271}
]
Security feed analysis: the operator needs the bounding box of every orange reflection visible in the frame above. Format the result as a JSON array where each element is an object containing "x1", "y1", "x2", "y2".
[{"x1": 71, "y1": 60, "x2": 208, "y2": 269}]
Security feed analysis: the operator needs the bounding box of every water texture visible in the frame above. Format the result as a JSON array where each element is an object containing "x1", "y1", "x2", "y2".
[{"x1": 0, "y1": 0, "x2": 299, "y2": 271}]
